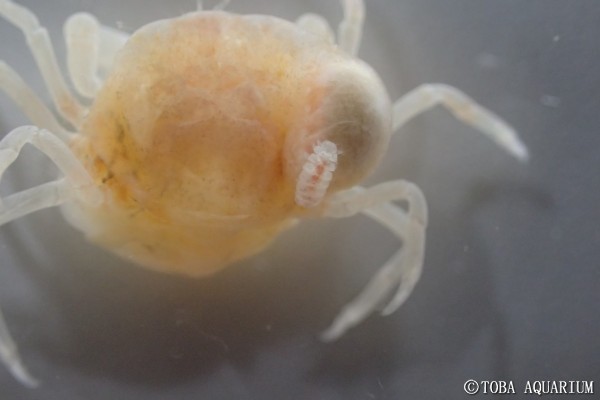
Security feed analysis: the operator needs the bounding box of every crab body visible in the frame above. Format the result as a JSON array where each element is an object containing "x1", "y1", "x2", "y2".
[
  {"x1": 65, "y1": 11, "x2": 390, "y2": 275},
  {"x1": 0, "y1": 0, "x2": 526, "y2": 387}
]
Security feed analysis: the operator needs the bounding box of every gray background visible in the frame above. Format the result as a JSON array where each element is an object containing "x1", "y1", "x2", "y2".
[{"x1": 0, "y1": 0, "x2": 598, "y2": 399}]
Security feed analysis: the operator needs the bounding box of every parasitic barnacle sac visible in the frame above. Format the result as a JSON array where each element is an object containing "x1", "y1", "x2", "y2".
[{"x1": 0, "y1": 0, "x2": 527, "y2": 387}]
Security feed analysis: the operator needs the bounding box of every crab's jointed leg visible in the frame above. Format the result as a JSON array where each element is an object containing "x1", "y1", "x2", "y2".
[
  {"x1": 96, "y1": 24, "x2": 129, "y2": 77},
  {"x1": 320, "y1": 83, "x2": 528, "y2": 339},
  {"x1": 63, "y1": 10, "x2": 130, "y2": 98},
  {"x1": 0, "y1": 126, "x2": 100, "y2": 386},
  {"x1": 0, "y1": 0, "x2": 86, "y2": 128},
  {"x1": 0, "y1": 127, "x2": 100, "y2": 212},
  {"x1": 296, "y1": 13, "x2": 335, "y2": 44},
  {"x1": 392, "y1": 84, "x2": 529, "y2": 161},
  {"x1": 337, "y1": 0, "x2": 365, "y2": 57},
  {"x1": 300, "y1": 0, "x2": 365, "y2": 53},
  {"x1": 0, "y1": 308, "x2": 37, "y2": 387},
  {"x1": 320, "y1": 180, "x2": 427, "y2": 341},
  {"x1": 64, "y1": 13, "x2": 102, "y2": 98},
  {"x1": 0, "y1": 62, "x2": 73, "y2": 140}
]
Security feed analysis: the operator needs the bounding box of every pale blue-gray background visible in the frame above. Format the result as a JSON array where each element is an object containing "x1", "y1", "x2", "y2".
[{"x1": 0, "y1": 1, "x2": 598, "y2": 399}]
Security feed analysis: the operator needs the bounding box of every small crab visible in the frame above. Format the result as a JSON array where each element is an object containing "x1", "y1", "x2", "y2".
[{"x1": 0, "y1": 0, "x2": 528, "y2": 387}]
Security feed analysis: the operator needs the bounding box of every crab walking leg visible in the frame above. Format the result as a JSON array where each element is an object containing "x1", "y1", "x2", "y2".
[
  {"x1": 213, "y1": 0, "x2": 231, "y2": 11},
  {"x1": 0, "y1": 126, "x2": 101, "y2": 210},
  {"x1": 366, "y1": 204, "x2": 426, "y2": 316},
  {"x1": 0, "y1": 180, "x2": 74, "y2": 387},
  {"x1": 0, "y1": 0, "x2": 86, "y2": 127},
  {"x1": 64, "y1": 13, "x2": 102, "y2": 98},
  {"x1": 64, "y1": 14, "x2": 129, "y2": 95},
  {"x1": 392, "y1": 84, "x2": 529, "y2": 161},
  {"x1": 1, "y1": 179, "x2": 73, "y2": 226},
  {"x1": 296, "y1": 13, "x2": 335, "y2": 44},
  {"x1": 321, "y1": 180, "x2": 428, "y2": 341},
  {"x1": 0, "y1": 306, "x2": 38, "y2": 387},
  {"x1": 97, "y1": 25, "x2": 129, "y2": 77},
  {"x1": 337, "y1": 0, "x2": 364, "y2": 56},
  {"x1": 0, "y1": 126, "x2": 100, "y2": 386},
  {"x1": 0, "y1": 62, "x2": 73, "y2": 141}
]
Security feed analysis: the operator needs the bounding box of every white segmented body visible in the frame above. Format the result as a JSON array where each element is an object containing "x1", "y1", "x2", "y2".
[{"x1": 295, "y1": 140, "x2": 338, "y2": 208}]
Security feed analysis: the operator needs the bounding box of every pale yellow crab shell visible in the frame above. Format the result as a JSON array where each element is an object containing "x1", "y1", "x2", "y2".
[{"x1": 62, "y1": 11, "x2": 392, "y2": 276}]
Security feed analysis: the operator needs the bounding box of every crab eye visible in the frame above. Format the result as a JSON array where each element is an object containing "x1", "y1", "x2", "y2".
[{"x1": 287, "y1": 60, "x2": 392, "y2": 193}]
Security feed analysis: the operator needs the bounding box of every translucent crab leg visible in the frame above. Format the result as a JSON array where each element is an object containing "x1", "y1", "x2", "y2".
[
  {"x1": 64, "y1": 13, "x2": 102, "y2": 98},
  {"x1": 320, "y1": 180, "x2": 428, "y2": 341},
  {"x1": 0, "y1": 62, "x2": 73, "y2": 141},
  {"x1": 97, "y1": 25, "x2": 129, "y2": 77},
  {"x1": 0, "y1": 179, "x2": 72, "y2": 226},
  {"x1": 0, "y1": 307, "x2": 38, "y2": 387},
  {"x1": 337, "y1": 0, "x2": 365, "y2": 56},
  {"x1": 0, "y1": 127, "x2": 99, "y2": 206},
  {"x1": 392, "y1": 84, "x2": 529, "y2": 161},
  {"x1": 296, "y1": 13, "x2": 335, "y2": 44},
  {"x1": 0, "y1": 0, "x2": 86, "y2": 128},
  {"x1": 64, "y1": 13, "x2": 129, "y2": 96},
  {"x1": 0, "y1": 126, "x2": 101, "y2": 386},
  {"x1": 213, "y1": 0, "x2": 231, "y2": 11}
]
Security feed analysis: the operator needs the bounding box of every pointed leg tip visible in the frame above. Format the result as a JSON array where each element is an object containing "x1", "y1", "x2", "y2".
[
  {"x1": 320, "y1": 327, "x2": 340, "y2": 343},
  {"x1": 320, "y1": 317, "x2": 351, "y2": 342},
  {"x1": 380, "y1": 306, "x2": 395, "y2": 317},
  {"x1": 10, "y1": 362, "x2": 40, "y2": 388},
  {"x1": 509, "y1": 139, "x2": 529, "y2": 162}
]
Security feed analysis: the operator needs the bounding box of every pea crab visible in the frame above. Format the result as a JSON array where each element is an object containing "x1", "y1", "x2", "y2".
[{"x1": 0, "y1": 0, "x2": 528, "y2": 387}]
